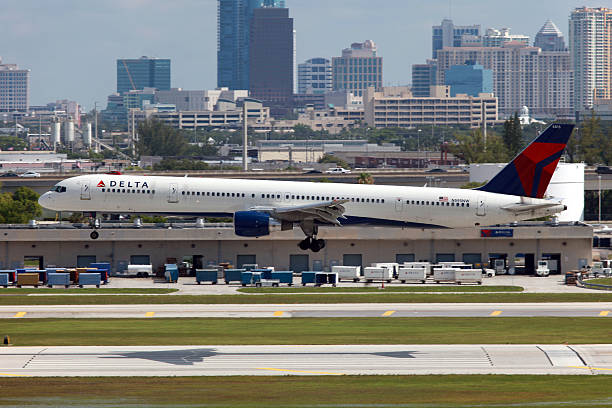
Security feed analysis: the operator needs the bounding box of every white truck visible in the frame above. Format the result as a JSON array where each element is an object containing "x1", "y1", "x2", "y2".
[
  {"x1": 364, "y1": 267, "x2": 392, "y2": 283},
  {"x1": 116, "y1": 264, "x2": 153, "y2": 278},
  {"x1": 397, "y1": 267, "x2": 427, "y2": 283},
  {"x1": 454, "y1": 269, "x2": 483, "y2": 285},
  {"x1": 536, "y1": 260, "x2": 550, "y2": 277},
  {"x1": 325, "y1": 167, "x2": 351, "y2": 174},
  {"x1": 332, "y1": 265, "x2": 361, "y2": 282}
]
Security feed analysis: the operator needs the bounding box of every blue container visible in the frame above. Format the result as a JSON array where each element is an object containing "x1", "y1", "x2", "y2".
[
  {"x1": 164, "y1": 264, "x2": 179, "y2": 283},
  {"x1": 0, "y1": 270, "x2": 16, "y2": 283},
  {"x1": 196, "y1": 269, "x2": 218, "y2": 284},
  {"x1": 315, "y1": 272, "x2": 338, "y2": 286},
  {"x1": 78, "y1": 272, "x2": 101, "y2": 288},
  {"x1": 0, "y1": 273, "x2": 8, "y2": 287},
  {"x1": 271, "y1": 271, "x2": 293, "y2": 286},
  {"x1": 89, "y1": 263, "x2": 110, "y2": 283},
  {"x1": 224, "y1": 269, "x2": 245, "y2": 284},
  {"x1": 252, "y1": 268, "x2": 273, "y2": 279},
  {"x1": 241, "y1": 271, "x2": 261, "y2": 286},
  {"x1": 301, "y1": 271, "x2": 317, "y2": 286},
  {"x1": 47, "y1": 273, "x2": 70, "y2": 288}
]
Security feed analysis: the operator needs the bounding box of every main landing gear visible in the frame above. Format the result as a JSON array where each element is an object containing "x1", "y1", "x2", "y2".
[
  {"x1": 298, "y1": 221, "x2": 326, "y2": 252},
  {"x1": 88, "y1": 214, "x2": 101, "y2": 240}
]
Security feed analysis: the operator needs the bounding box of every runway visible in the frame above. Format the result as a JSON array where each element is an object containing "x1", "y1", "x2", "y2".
[
  {"x1": 1, "y1": 344, "x2": 611, "y2": 376},
  {"x1": 1, "y1": 302, "x2": 612, "y2": 318}
]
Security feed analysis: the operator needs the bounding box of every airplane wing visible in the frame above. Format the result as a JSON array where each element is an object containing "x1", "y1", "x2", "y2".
[{"x1": 249, "y1": 199, "x2": 349, "y2": 226}]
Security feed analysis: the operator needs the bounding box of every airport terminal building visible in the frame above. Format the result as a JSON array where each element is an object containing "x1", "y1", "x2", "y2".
[{"x1": 0, "y1": 222, "x2": 592, "y2": 275}]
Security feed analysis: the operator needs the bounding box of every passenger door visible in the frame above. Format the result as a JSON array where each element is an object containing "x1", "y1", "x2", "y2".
[
  {"x1": 168, "y1": 183, "x2": 179, "y2": 203},
  {"x1": 394, "y1": 197, "x2": 403, "y2": 212},
  {"x1": 80, "y1": 181, "x2": 91, "y2": 200},
  {"x1": 476, "y1": 196, "x2": 486, "y2": 216}
]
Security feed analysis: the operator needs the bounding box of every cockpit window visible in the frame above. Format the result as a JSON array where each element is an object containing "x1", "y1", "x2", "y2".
[{"x1": 51, "y1": 186, "x2": 67, "y2": 193}]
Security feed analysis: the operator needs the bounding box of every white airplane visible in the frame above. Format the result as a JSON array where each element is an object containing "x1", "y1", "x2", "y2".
[{"x1": 39, "y1": 123, "x2": 573, "y2": 252}]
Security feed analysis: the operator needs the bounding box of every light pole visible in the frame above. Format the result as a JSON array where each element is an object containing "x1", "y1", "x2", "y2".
[
  {"x1": 417, "y1": 129, "x2": 422, "y2": 169},
  {"x1": 599, "y1": 175, "x2": 602, "y2": 223}
]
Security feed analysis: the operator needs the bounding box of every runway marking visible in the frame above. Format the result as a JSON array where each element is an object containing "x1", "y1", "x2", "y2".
[
  {"x1": 599, "y1": 310, "x2": 610, "y2": 317},
  {"x1": 256, "y1": 367, "x2": 343, "y2": 375},
  {"x1": 570, "y1": 365, "x2": 612, "y2": 372},
  {"x1": 273, "y1": 311, "x2": 284, "y2": 317},
  {"x1": 145, "y1": 312, "x2": 155, "y2": 317},
  {"x1": 13, "y1": 312, "x2": 26, "y2": 318},
  {"x1": 382, "y1": 310, "x2": 396, "y2": 317},
  {"x1": 490, "y1": 310, "x2": 502, "y2": 317},
  {"x1": 0, "y1": 373, "x2": 30, "y2": 377}
]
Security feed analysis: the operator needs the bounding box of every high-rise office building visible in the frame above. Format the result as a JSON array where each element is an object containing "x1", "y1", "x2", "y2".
[
  {"x1": 432, "y1": 19, "x2": 480, "y2": 58},
  {"x1": 217, "y1": 0, "x2": 285, "y2": 91},
  {"x1": 0, "y1": 58, "x2": 29, "y2": 113},
  {"x1": 437, "y1": 44, "x2": 573, "y2": 117},
  {"x1": 569, "y1": 7, "x2": 611, "y2": 110},
  {"x1": 411, "y1": 60, "x2": 437, "y2": 97},
  {"x1": 116, "y1": 56, "x2": 170, "y2": 94},
  {"x1": 249, "y1": 8, "x2": 294, "y2": 110},
  {"x1": 298, "y1": 58, "x2": 332, "y2": 95},
  {"x1": 332, "y1": 40, "x2": 382, "y2": 97},
  {"x1": 534, "y1": 20, "x2": 566, "y2": 51},
  {"x1": 482, "y1": 28, "x2": 529, "y2": 47},
  {"x1": 444, "y1": 63, "x2": 493, "y2": 97}
]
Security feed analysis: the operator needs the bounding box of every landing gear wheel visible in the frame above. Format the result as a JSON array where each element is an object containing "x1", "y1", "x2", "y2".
[
  {"x1": 298, "y1": 237, "x2": 312, "y2": 251},
  {"x1": 90, "y1": 230, "x2": 99, "y2": 240},
  {"x1": 310, "y1": 239, "x2": 325, "y2": 252}
]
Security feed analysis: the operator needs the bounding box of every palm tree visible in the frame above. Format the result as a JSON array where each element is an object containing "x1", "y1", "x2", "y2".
[{"x1": 358, "y1": 172, "x2": 374, "y2": 184}]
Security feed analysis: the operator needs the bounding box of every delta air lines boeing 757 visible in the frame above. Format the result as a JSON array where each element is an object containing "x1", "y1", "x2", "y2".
[{"x1": 39, "y1": 123, "x2": 573, "y2": 252}]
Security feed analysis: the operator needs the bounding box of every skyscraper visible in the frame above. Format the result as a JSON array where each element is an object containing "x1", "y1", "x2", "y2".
[
  {"x1": 298, "y1": 58, "x2": 332, "y2": 95},
  {"x1": 0, "y1": 57, "x2": 29, "y2": 113},
  {"x1": 534, "y1": 20, "x2": 566, "y2": 51},
  {"x1": 569, "y1": 7, "x2": 611, "y2": 110},
  {"x1": 432, "y1": 19, "x2": 480, "y2": 58},
  {"x1": 482, "y1": 28, "x2": 529, "y2": 47},
  {"x1": 217, "y1": 0, "x2": 285, "y2": 91},
  {"x1": 249, "y1": 7, "x2": 294, "y2": 110},
  {"x1": 411, "y1": 60, "x2": 437, "y2": 97},
  {"x1": 332, "y1": 41, "x2": 382, "y2": 97},
  {"x1": 116, "y1": 57, "x2": 170, "y2": 94},
  {"x1": 444, "y1": 63, "x2": 493, "y2": 97}
]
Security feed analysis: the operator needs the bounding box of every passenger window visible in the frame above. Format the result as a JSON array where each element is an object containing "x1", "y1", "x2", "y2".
[
  {"x1": 286, "y1": 195, "x2": 289, "y2": 199},
  {"x1": 182, "y1": 191, "x2": 185, "y2": 195},
  {"x1": 466, "y1": 203, "x2": 470, "y2": 207},
  {"x1": 147, "y1": 190, "x2": 151, "y2": 194},
  {"x1": 277, "y1": 194, "x2": 280, "y2": 199},
  {"x1": 102, "y1": 188, "x2": 106, "y2": 192},
  {"x1": 112, "y1": 189, "x2": 116, "y2": 193}
]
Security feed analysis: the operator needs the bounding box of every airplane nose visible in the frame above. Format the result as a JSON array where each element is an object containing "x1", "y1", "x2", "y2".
[{"x1": 38, "y1": 192, "x2": 53, "y2": 209}]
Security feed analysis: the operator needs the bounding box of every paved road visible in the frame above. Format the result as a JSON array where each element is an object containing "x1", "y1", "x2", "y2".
[
  {"x1": 1, "y1": 302, "x2": 611, "y2": 319},
  {"x1": 1, "y1": 344, "x2": 610, "y2": 376}
]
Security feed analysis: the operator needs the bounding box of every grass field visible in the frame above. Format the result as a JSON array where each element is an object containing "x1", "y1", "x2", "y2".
[
  {"x1": 587, "y1": 277, "x2": 612, "y2": 286},
  {"x1": 0, "y1": 292, "x2": 611, "y2": 305},
  {"x1": 2, "y1": 317, "x2": 612, "y2": 346},
  {"x1": 1, "y1": 376, "x2": 611, "y2": 407},
  {"x1": 239, "y1": 285, "x2": 524, "y2": 293},
  {"x1": 0, "y1": 288, "x2": 178, "y2": 294}
]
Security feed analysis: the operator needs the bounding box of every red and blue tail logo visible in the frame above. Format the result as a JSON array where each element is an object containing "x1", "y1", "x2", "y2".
[{"x1": 476, "y1": 123, "x2": 574, "y2": 198}]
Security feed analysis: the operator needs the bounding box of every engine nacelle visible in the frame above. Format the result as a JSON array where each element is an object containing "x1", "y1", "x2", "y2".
[{"x1": 234, "y1": 211, "x2": 270, "y2": 237}]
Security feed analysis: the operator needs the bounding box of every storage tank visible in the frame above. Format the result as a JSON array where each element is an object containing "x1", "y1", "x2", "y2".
[
  {"x1": 51, "y1": 121, "x2": 61, "y2": 146},
  {"x1": 64, "y1": 119, "x2": 75, "y2": 143},
  {"x1": 83, "y1": 122, "x2": 92, "y2": 147},
  {"x1": 469, "y1": 162, "x2": 584, "y2": 222}
]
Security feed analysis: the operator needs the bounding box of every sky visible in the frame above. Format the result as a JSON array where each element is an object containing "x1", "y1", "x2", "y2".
[{"x1": 0, "y1": 0, "x2": 604, "y2": 110}]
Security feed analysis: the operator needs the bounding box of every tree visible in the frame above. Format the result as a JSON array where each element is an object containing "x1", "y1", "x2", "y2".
[
  {"x1": 0, "y1": 187, "x2": 42, "y2": 223},
  {"x1": 502, "y1": 113, "x2": 523, "y2": 157},
  {"x1": 135, "y1": 119, "x2": 188, "y2": 157},
  {"x1": 357, "y1": 172, "x2": 374, "y2": 184},
  {"x1": 578, "y1": 112, "x2": 609, "y2": 165},
  {"x1": 451, "y1": 129, "x2": 509, "y2": 164},
  {"x1": 318, "y1": 154, "x2": 350, "y2": 169}
]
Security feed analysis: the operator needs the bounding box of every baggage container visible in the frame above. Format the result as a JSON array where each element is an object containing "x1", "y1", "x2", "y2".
[
  {"x1": 403, "y1": 262, "x2": 433, "y2": 275},
  {"x1": 0, "y1": 270, "x2": 16, "y2": 283},
  {"x1": 196, "y1": 269, "x2": 218, "y2": 285},
  {"x1": 47, "y1": 273, "x2": 70, "y2": 288},
  {"x1": 89, "y1": 263, "x2": 110, "y2": 283},
  {"x1": 224, "y1": 269, "x2": 245, "y2": 284},
  {"x1": 332, "y1": 266, "x2": 361, "y2": 282},
  {"x1": 433, "y1": 268, "x2": 456, "y2": 283},
  {"x1": 0, "y1": 273, "x2": 8, "y2": 288},
  {"x1": 127, "y1": 264, "x2": 153, "y2": 278},
  {"x1": 78, "y1": 272, "x2": 101, "y2": 288},
  {"x1": 301, "y1": 271, "x2": 317, "y2": 286},
  {"x1": 67, "y1": 269, "x2": 79, "y2": 284},
  {"x1": 242, "y1": 264, "x2": 258, "y2": 271},
  {"x1": 241, "y1": 271, "x2": 261, "y2": 286},
  {"x1": 372, "y1": 263, "x2": 399, "y2": 277},
  {"x1": 270, "y1": 271, "x2": 293, "y2": 286},
  {"x1": 17, "y1": 273, "x2": 39, "y2": 288},
  {"x1": 164, "y1": 264, "x2": 179, "y2": 283},
  {"x1": 364, "y1": 267, "x2": 392, "y2": 283},
  {"x1": 252, "y1": 269, "x2": 273, "y2": 279},
  {"x1": 315, "y1": 272, "x2": 338, "y2": 287},
  {"x1": 397, "y1": 267, "x2": 427, "y2": 283},
  {"x1": 454, "y1": 269, "x2": 482, "y2": 284}
]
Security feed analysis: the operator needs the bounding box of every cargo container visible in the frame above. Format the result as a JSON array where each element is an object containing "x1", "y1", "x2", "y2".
[
  {"x1": 224, "y1": 269, "x2": 245, "y2": 284},
  {"x1": 315, "y1": 272, "x2": 338, "y2": 287},
  {"x1": 270, "y1": 271, "x2": 294, "y2": 286},
  {"x1": 433, "y1": 268, "x2": 456, "y2": 283},
  {"x1": 47, "y1": 273, "x2": 70, "y2": 288},
  {"x1": 126, "y1": 264, "x2": 153, "y2": 278},
  {"x1": 397, "y1": 267, "x2": 427, "y2": 283},
  {"x1": 78, "y1": 272, "x2": 101, "y2": 288},
  {"x1": 252, "y1": 269, "x2": 273, "y2": 279},
  {"x1": 89, "y1": 263, "x2": 110, "y2": 283},
  {"x1": 241, "y1": 271, "x2": 262, "y2": 286},
  {"x1": 454, "y1": 269, "x2": 483, "y2": 284},
  {"x1": 0, "y1": 273, "x2": 8, "y2": 288},
  {"x1": 164, "y1": 264, "x2": 179, "y2": 283},
  {"x1": 301, "y1": 271, "x2": 317, "y2": 286},
  {"x1": 332, "y1": 266, "x2": 361, "y2": 282},
  {"x1": 364, "y1": 267, "x2": 392, "y2": 283},
  {"x1": 196, "y1": 269, "x2": 218, "y2": 284},
  {"x1": 0, "y1": 270, "x2": 16, "y2": 283},
  {"x1": 17, "y1": 273, "x2": 39, "y2": 288},
  {"x1": 403, "y1": 262, "x2": 433, "y2": 275}
]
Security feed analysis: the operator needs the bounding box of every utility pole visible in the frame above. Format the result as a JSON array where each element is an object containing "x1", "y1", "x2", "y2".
[
  {"x1": 242, "y1": 103, "x2": 248, "y2": 171},
  {"x1": 94, "y1": 102, "x2": 99, "y2": 153},
  {"x1": 482, "y1": 101, "x2": 487, "y2": 149}
]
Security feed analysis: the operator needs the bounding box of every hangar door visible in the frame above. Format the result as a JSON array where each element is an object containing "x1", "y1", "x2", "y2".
[
  {"x1": 289, "y1": 254, "x2": 309, "y2": 273},
  {"x1": 343, "y1": 254, "x2": 363, "y2": 269},
  {"x1": 237, "y1": 255, "x2": 256, "y2": 269}
]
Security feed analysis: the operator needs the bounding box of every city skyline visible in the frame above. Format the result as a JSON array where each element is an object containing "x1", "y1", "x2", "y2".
[{"x1": 0, "y1": 0, "x2": 603, "y2": 109}]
